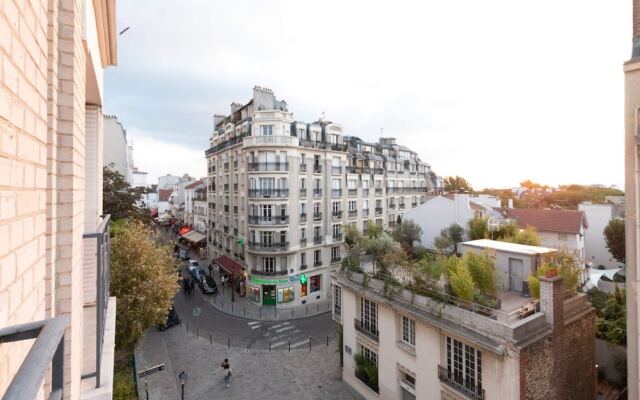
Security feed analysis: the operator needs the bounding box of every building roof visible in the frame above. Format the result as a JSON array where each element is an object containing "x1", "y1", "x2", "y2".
[
  {"x1": 185, "y1": 179, "x2": 204, "y2": 190},
  {"x1": 158, "y1": 189, "x2": 173, "y2": 201},
  {"x1": 462, "y1": 239, "x2": 557, "y2": 255},
  {"x1": 499, "y1": 208, "x2": 588, "y2": 234}
]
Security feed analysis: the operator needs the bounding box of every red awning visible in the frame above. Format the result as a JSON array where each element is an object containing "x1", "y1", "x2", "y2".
[
  {"x1": 215, "y1": 255, "x2": 245, "y2": 278},
  {"x1": 178, "y1": 226, "x2": 192, "y2": 235}
]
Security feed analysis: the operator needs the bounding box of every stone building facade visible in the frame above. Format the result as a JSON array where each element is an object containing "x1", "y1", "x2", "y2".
[
  {"x1": 0, "y1": 0, "x2": 117, "y2": 398},
  {"x1": 205, "y1": 87, "x2": 439, "y2": 308}
]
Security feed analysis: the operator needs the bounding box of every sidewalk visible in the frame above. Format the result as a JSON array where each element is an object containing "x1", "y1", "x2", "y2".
[{"x1": 204, "y1": 270, "x2": 333, "y2": 321}]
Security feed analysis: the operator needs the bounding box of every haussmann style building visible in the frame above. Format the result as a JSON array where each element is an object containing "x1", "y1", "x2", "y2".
[{"x1": 205, "y1": 86, "x2": 440, "y2": 308}]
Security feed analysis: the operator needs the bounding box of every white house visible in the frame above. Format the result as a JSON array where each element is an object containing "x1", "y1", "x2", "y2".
[
  {"x1": 403, "y1": 194, "x2": 501, "y2": 250},
  {"x1": 578, "y1": 202, "x2": 624, "y2": 269},
  {"x1": 184, "y1": 179, "x2": 204, "y2": 226},
  {"x1": 158, "y1": 189, "x2": 173, "y2": 215},
  {"x1": 158, "y1": 174, "x2": 181, "y2": 190}
]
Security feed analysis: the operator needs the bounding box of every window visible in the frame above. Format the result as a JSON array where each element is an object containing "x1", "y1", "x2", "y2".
[
  {"x1": 331, "y1": 246, "x2": 340, "y2": 261},
  {"x1": 348, "y1": 179, "x2": 357, "y2": 189},
  {"x1": 260, "y1": 231, "x2": 273, "y2": 244},
  {"x1": 314, "y1": 202, "x2": 321, "y2": 215},
  {"x1": 401, "y1": 316, "x2": 416, "y2": 346},
  {"x1": 263, "y1": 257, "x2": 275, "y2": 272},
  {"x1": 333, "y1": 224, "x2": 341, "y2": 238},
  {"x1": 280, "y1": 231, "x2": 287, "y2": 243},
  {"x1": 359, "y1": 344, "x2": 377, "y2": 365},
  {"x1": 300, "y1": 252, "x2": 306, "y2": 266},
  {"x1": 558, "y1": 233, "x2": 567, "y2": 241},
  {"x1": 279, "y1": 256, "x2": 288, "y2": 271},
  {"x1": 363, "y1": 199, "x2": 369, "y2": 210},
  {"x1": 334, "y1": 285, "x2": 342, "y2": 316},
  {"x1": 310, "y1": 275, "x2": 321, "y2": 292},
  {"x1": 360, "y1": 298, "x2": 377, "y2": 332},
  {"x1": 301, "y1": 227, "x2": 306, "y2": 239},
  {"x1": 348, "y1": 201, "x2": 357, "y2": 211},
  {"x1": 261, "y1": 125, "x2": 273, "y2": 136},
  {"x1": 300, "y1": 177, "x2": 306, "y2": 189},
  {"x1": 314, "y1": 249, "x2": 321, "y2": 265},
  {"x1": 332, "y1": 202, "x2": 341, "y2": 213},
  {"x1": 446, "y1": 337, "x2": 482, "y2": 393},
  {"x1": 300, "y1": 202, "x2": 306, "y2": 215}
]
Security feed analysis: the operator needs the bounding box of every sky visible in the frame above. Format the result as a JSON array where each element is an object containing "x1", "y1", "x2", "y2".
[{"x1": 104, "y1": 0, "x2": 630, "y2": 190}]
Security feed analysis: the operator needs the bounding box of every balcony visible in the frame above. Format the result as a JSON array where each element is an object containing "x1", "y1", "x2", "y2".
[
  {"x1": 333, "y1": 234, "x2": 343, "y2": 242},
  {"x1": 313, "y1": 165, "x2": 322, "y2": 173},
  {"x1": 331, "y1": 166, "x2": 343, "y2": 175},
  {"x1": 347, "y1": 188, "x2": 358, "y2": 197},
  {"x1": 314, "y1": 259, "x2": 322, "y2": 266},
  {"x1": 248, "y1": 189, "x2": 289, "y2": 198},
  {"x1": 362, "y1": 188, "x2": 369, "y2": 196},
  {"x1": 313, "y1": 212, "x2": 322, "y2": 221},
  {"x1": 332, "y1": 189, "x2": 342, "y2": 198},
  {"x1": 399, "y1": 203, "x2": 406, "y2": 210},
  {"x1": 248, "y1": 241, "x2": 290, "y2": 251},
  {"x1": 300, "y1": 238, "x2": 307, "y2": 247},
  {"x1": 247, "y1": 215, "x2": 290, "y2": 225},
  {"x1": 251, "y1": 268, "x2": 288, "y2": 276},
  {"x1": 300, "y1": 188, "x2": 307, "y2": 197},
  {"x1": 348, "y1": 210, "x2": 357, "y2": 218},
  {"x1": 332, "y1": 210, "x2": 343, "y2": 220},
  {"x1": 224, "y1": 162, "x2": 229, "y2": 171},
  {"x1": 438, "y1": 366, "x2": 485, "y2": 400},
  {"x1": 354, "y1": 319, "x2": 379, "y2": 342},
  {"x1": 363, "y1": 209, "x2": 370, "y2": 217},
  {"x1": 373, "y1": 168, "x2": 384, "y2": 175},
  {"x1": 243, "y1": 135, "x2": 299, "y2": 148},
  {"x1": 247, "y1": 162, "x2": 289, "y2": 172},
  {"x1": 412, "y1": 202, "x2": 417, "y2": 207},
  {"x1": 314, "y1": 236, "x2": 323, "y2": 245},
  {"x1": 300, "y1": 264, "x2": 308, "y2": 270},
  {"x1": 346, "y1": 166, "x2": 371, "y2": 174},
  {"x1": 331, "y1": 256, "x2": 342, "y2": 263},
  {"x1": 300, "y1": 163, "x2": 307, "y2": 173},
  {"x1": 300, "y1": 213, "x2": 307, "y2": 222},
  {"x1": 388, "y1": 203, "x2": 396, "y2": 210},
  {"x1": 375, "y1": 188, "x2": 383, "y2": 196},
  {"x1": 375, "y1": 207, "x2": 383, "y2": 215},
  {"x1": 313, "y1": 189, "x2": 323, "y2": 198},
  {"x1": 224, "y1": 205, "x2": 229, "y2": 213},
  {"x1": 387, "y1": 187, "x2": 398, "y2": 193},
  {"x1": 224, "y1": 184, "x2": 229, "y2": 192}
]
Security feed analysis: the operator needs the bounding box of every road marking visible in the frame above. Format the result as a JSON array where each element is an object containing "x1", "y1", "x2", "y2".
[
  {"x1": 291, "y1": 329, "x2": 301, "y2": 334},
  {"x1": 270, "y1": 340, "x2": 287, "y2": 349},
  {"x1": 250, "y1": 324, "x2": 262, "y2": 330},
  {"x1": 267, "y1": 322, "x2": 290, "y2": 330},
  {"x1": 248, "y1": 321, "x2": 261, "y2": 326},
  {"x1": 270, "y1": 334, "x2": 288, "y2": 341},
  {"x1": 275, "y1": 325, "x2": 295, "y2": 334},
  {"x1": 290, "y1": 339, "x2": 310, "y2": 348}
]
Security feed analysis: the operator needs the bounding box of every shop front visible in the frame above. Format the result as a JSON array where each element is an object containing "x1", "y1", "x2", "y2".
[
  {"x1": 248, "y1": 275, "x2": 297, "y2": 306},
  {"x1": 214, "y1": 255, "x2": 247, "y2": 297}
]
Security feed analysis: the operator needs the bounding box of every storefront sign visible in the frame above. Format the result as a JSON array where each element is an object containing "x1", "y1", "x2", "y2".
[
  {"x1": 289, "y1": 274, "x2": 298, "y2": 283},
  {"x1": 250, "y1": 275, "x2": 289, "y2": 285}
]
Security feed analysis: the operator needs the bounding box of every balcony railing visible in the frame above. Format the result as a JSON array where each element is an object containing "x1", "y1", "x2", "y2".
[
  {"x1": 399, "y1": 203, "x2": 406, "y2": 209},
  {"x1": 388, "y1": 203, "x2": 396, "y2": 210},
  {"x1": 375, "y1": 188, "x2": 383, "y2": 196},
  {"x1": 375, "y1": 207, "x2": 383, "y2": 215},
  {"x1": 331, "y1": 256, "x2": 342, "y2": 263},
  {"x1": 248, "y1": 241, "x2": 290, "y2": 251},
  {"x1": 314, "y1": 236, "x2": 323, "y2": 245},
  {"x1": 300, "y1": 213, "x2": 307, "y2": 222},
  {"x1": 438, "y1": 366, "x2": 485, "y2": 400},
  {"x1": 247, "y1": 215, "x2": 290, "y2": 225},
  {"x1": 223, "y1": 162, "x2": 229, "y2": 171},
  {"x1": 300, "y1": 238, "x2": 307, "y2": 247},
  {"x1": 251, "y1": 268, "x2": 288, "y2": 276},
  {"x1": 247, "y1": 162, "x2": 289, "y2": 172},
  {"x1": 387, "y1": 187, "x2": 398, "y2": 193},
  {"x1": 363, "y1": 209, "x2": 370, "y2": 217},
  {"x1": 248, "y1": 189, "x2": 289, "y2": 198},
  {"x1": 0, "y1": 315, "x2": 69, "y2": 400},
  {"x1": 300, "y1": 188, "x2": 307, "y2": 197},
  {"x1": 300, "y1": 164, "x2": 307, "y2": 172},
  {"x1": 332, "y1": 189, "x2": 342, "y2": 198},
  {"x1": 313, "y1": 212, "x2": 322, "y2": 221},
  {"x1": 82, "y1": 214, "x2": 111, "y2": 388},
  {"x1": 333, "y1": 234, "x2": 343, "y2": 242},
  {"x1": 348, "y1": 210, "x2": 357, "y2": 218},
  {"x1": 348, "y1": 189, "x2": 357, "y2": 196},
  {"x1": 243, "y1": 135, "x2": 298, "y2": 148},
  {"x1": 332, "y1": 211, "x2": 343, "y2": 220},
  {"x1": 412, "y1": 202, "x2": 417, "y2": 207},
  {"x1": 354, "y1": 319, "x2": 379, "y2": 342},
  {"x1": 331, "y1": 166, "x2": 343, "y2": 175},
  {"x1": 314, "y1": 259, "x2": 322, "y2": 266},
  {"x1": 300, "y1": 264, "x2": 308, "y2": 270},
  {"x1": 346, "y1": 166, "x2": 371, "y2": 174},
  {"x1": 313, "y1": 189, "x2": 323, "y2": 198},
  {"x1": 313, "y1": 165, "x2": 322, "y2": 173}
]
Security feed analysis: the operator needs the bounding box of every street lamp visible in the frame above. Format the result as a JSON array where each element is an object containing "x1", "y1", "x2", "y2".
[{"x1": 178, "y1": 371, "x2": 188, "y2": 400}]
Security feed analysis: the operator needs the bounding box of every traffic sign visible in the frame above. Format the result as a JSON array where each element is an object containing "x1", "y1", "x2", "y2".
[{"x1": 138, "y1": 364, "x2": 165, "y2": 379}]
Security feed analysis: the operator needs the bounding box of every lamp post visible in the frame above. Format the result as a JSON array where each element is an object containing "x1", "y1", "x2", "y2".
[{"x1": 178, "y1": 371, "x2": 188, "y2": 400}]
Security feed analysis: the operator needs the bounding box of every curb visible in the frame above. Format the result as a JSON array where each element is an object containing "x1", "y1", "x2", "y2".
[{"x1": 202, "y1": 295, "x2": 333, "y2": 322}]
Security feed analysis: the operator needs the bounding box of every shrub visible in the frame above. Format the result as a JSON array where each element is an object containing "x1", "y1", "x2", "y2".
[{"x1": 464, "y1": 251, "x2": 498, "y2": 296}]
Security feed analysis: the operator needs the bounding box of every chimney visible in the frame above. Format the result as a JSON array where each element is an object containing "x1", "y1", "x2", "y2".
[{"x1": 539, "y1": 275, "x2": 564, "y2": 331}]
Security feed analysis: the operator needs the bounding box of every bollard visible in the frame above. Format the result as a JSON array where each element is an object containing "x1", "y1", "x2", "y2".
[
  {"x1": 288, "y1": 338, "x2": 291, "y2": 352},
  {"x1": 196, "y1": 327, "x2": 199, "y2": 338},
  {"x1": 269, "y1": 340, "x2": 272, "y2": 352},
  {"x1": 275, "y1": 307, "x2": 277, "y2": 319},
  {"x1": 210, "y1": 334, "x2": 212, "y2": 344},
  {"x1": 228, "y1": 338, "x2": 230, "y2": 350},
  {"x1": 186, "y1": 322, "x2": 189, "y2": 333},
  {"x1": 306, "y1": 306, "x2": 308, "y2": 316},
  {"x1": 326, "y1": 335, "x2": 329, "y2": 346},
  {"x1": 317, "y1": 304, "x2": 319, "y2": 313},
  {"x1": 260, "y1": 308, "x2": 262, "y2": 319},
  {"x1": 291, "y1": 308, "x2": 294, "y2": 317},
  {"x1": 232, "y1": 303, "x2": 234, "y2": 313},
  {"x1": 309, "y1": 337, "x2": 311, "y2": 352},
  {"x1": 244, "y1": 307, "x2": 246, "y2": 316}
]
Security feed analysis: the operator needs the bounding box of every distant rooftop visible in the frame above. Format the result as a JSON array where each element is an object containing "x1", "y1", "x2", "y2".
[{"x1": 462, "y1": 239, "x2": 557, "y2": 255}]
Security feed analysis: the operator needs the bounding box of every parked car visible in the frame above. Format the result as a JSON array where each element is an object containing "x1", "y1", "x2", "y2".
[
  {"x1": 178, "y1": 248, "x2": 190, "y2": 260},
  {"x1": 186, "y1": 260, "x2": 200, "y2": 272},
  {"x1": 158, "y1": 305, "x2": 180, "y2": 331},
  {"x1": 200, "y1": 275, "x2": 218, "y2": 295},
  {"x1": 190, "y1": 266, "x2": 206, "y2": 282}
]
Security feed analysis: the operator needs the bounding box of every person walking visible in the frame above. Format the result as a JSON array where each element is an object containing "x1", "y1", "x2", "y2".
[
  {"x1": 221, "y1": 359, "x2": 231, "y2": 388},
  {"x1": 182, "y1": 277, "x2": 188, "y2": 294},
  {"x1": 189, "y1": 279, "x2": 195, "y2": 294}
]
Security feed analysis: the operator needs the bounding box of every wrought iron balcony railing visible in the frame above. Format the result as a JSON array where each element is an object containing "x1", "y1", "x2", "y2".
[
  {"x1": 348, "y1": 189, "x2": 357, "y2": 196},
  {"x1": 354, "y1": 319, "x2": 379, "y2": 342},
  {"x1": 248, "y1": 241, "x2": 290, "y2": 251},
  {"x1": 247, "y1": 162, "x2": 289, "y2": 172},
  {"x1": 251, "y1": 268, "x2": 288, "y2": 276},
  {"x1": 248, "y1": 189, "x2": 289, "y2": 198},
  {"x1": 438, "y1": 366, "x2": 485, "y2": 400},
  {"x1": 247, "y1": 215, "x2": 290, "y2": 225},
  {"x1": 332, "y1": 189, "x2": 342, "y2": 198}
]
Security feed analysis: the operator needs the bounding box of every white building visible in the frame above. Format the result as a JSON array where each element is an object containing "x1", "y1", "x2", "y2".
[
  {"x1": 158, "y1": 174, "x2": 181, "y2": 190},
  {"x1": 193, "y1": 183, "x2": 208, "y2": 233},
  {"x1": 104, "y1": 115, "x2": 133, "y2": 182},
  {"x1": 132, "y1": 167, "x2": 149, "y2": 187},
  {"x1": 170, "y1": 174, "x2": 195, "y2": 221},
  {"x1": 184, "y1": 179, "x2": 205, "y2": 226},
  {"x1": 403, "y1": 194, "x2": 501, "y2": 250},
  {"x1": 158, "y1": 189, "x2": 173, "y2": 215},
  {"x1": 578, "y1": 202, "x2": 624, "y2": 269}
]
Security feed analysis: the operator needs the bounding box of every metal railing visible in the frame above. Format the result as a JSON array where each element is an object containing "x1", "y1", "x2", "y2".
[
  {"x1": 313, "y1": 165, "x2": 322, "y2": 173},
  {"x1": 354, "y1": 319, "x2": 379, "y2": 342},
  {"x1": 247, "y1": 162, "x2": 289, "y2": 172},
  {"x1": 313, "y1": 212, "x2": 322, "y2": 221},
  {"x1": 363, "y1": 209, "x2": 370, "y2": 217},
  {"x1": 247, "y1": 241, "x2": 290, "y2": 251},
  {"x1": 300, "y1": 238, "x2": 307, "y2": 247},
  {"x1": 348, "y1": 189, "x2": 357, "y2": 196},
  {"x1": 300, "y1": 213, "x2": 307, "y2": 222},
  {"x1": 0, "y1": 315, "x2": 69, "y2": 400},
  {"x1": 333, "y1": 234, "x2": 343, "y2": 242},
  {"x1": 375, "y1": 207, "x2": 383, "y2": 215},
  {"x1": 247, "y1": 215, "x2": 290, "y2": 225},
  {"x1": 332, "y1": 189, "x2": 342, "y2": 198},
  {"x1": 300, "y1": 164, "x2": 307, "y2": 173},
  {"x1": 299, "y1": 188, "x2": 307, "y2": 197},
  {"x1": 251, "y1": 268, "x2": 288, "y2": 276},
  {"x1": 362, "y1": 189, "x2": 369, "y2": 196},
  {"x1": 438, "y1": 366, "x2": 485, "y2": 400},
  {"x1": 248, "y1": 189, "x2": 289, "y2": 198},
  {"x1": 348, "y1": 210, "x2": 357, "y2": 218},
  {"x1": 375, "y1": 188, "x2": 383, "y2": 195},
  {"x1": 82, "y1": 214, "x2": 111, "y2": 388},
  {"x1": 313, "y1": 189, "x2": 323, "y2": 197},
  {"x1": 331, "y1": 166, "x2": 342, "y2": 175},
  {"x1": 332, "y1": 211, "x2": 343, "y2": 220},
  {"x1": 314, "y1": 236, "x2": 323, "y2": 245}
]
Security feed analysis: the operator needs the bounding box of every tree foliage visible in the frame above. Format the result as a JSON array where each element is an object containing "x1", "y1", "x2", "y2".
[
  {"x1": 463, "y1": 251, "x2": 498, "y2": 296},
  {"x1": 527, "y1": 249, "x2": 581, "y2": 298},
  {"x1": 604, "y1": 218, "x2": 625, "y2": 264},
  {"x1": 467, "y1": 216, "x2": 489, "y2": 240},
  {"x1": 434, "y1": 224, "x2": 465, "y2": 254},
  {"x1": 391, "y1": 219, "x2": 422, "y2": 251},
  {"x1": 110, "y1": 221, "x2": 179, "y2": 350},
  {"x1": 445, "y1": 256, "x2": 474, "y2": 301},
  {"x1": 104, "y1": 166, "x2": 151, "y2": 222},
  {"x1": 587, "y1": 287, "x2": 627, "y2": 345},
  {"x1": 364, "y1": 232, "x2": 397, "y2": 274},
  {"x1": 444, "y1": 176, "x2": 473, "y2": 193},
  {"x1": 501, "y1": 226, "x2": 541, "y2": 246},
  {"x1": 363, "y1": 220, "x2": 383, "y2": 239}
]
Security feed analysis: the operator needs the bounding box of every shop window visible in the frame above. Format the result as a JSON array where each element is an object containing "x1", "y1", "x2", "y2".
[
  {"x1": 248, "y1": 285, "x2": 260, "y2": 302},
  {"x1": 278, "y1": 287, "x2": 294, "y2": 303},
  {"x1": 310, "y1": 275, "x2": 321, "y2": 293}
]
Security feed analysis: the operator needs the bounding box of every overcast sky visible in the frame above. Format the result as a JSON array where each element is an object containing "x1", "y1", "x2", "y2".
[{"x1": 104, "y1": 1, "x2": 629, "y2": 189}]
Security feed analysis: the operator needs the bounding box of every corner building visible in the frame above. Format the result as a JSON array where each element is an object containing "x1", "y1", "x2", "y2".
[{"x1": 206, "y1": 87, "x2": 439, "y2": 307}]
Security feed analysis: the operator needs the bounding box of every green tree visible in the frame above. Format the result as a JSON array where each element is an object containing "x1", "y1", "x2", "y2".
[
  {"x1": 444, "y1": 176, "x2": 473, "y2": 193},
  {"x1": 467, "y1": 216, "x2": 489, "y2": 240},
  {"x1": 588, "y1": 287, "x2": 627, "y2": 345},
  {"x1": 364, "y1": 232, "x2": 396, "y2": 274},
  {"x1": 413, "y1": 255, "x2": 443, "y2": 288},
  {"x1": 391, "y1": 219, "x2": 422, "y2": 251},
  {"x1": 434, "y1": 224, "x2": 465, "y2": 254},
  {"x1": 501, "y1": 226, "x2": 541, "y2": 246},
  {"x1": 527, "y1": 249, "x2": 581, "y2": 298},
  {"x1": 604, "y1": 218, "x2": 625, "y2": 264},
  {"x1": 103, "y1": 166, "x2": 151, "y2": 222},
  {"x1": 110, "y1": 221, "x2": 179, "y2": 350},
  {"x1": 446, "y1": 257, "x2": 474, "y2": 301},
  {"x1": 463, "y1": 251, "x2": 498, "y2": 296},
  {"x1": 364, "y1": 220, "x2": 383, "y2": 239}
]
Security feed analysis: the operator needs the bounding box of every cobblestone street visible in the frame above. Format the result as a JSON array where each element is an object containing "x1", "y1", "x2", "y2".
[{"x1": 135, "y1": 325, "x2": 354, "y2": 400}]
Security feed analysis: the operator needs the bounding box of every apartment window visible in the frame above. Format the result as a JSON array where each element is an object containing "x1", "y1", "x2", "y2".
[
  {"x1": 359, "y1": 344, "x2": 378, "y2": 365},
  {"x1": 331, "y1": 246, "x2": 340, "y2": 260},
  {"x1": 261, "y1": 125, "x2": 273, "y2": 136},
  {"x1": 260, "y1": 231, "x2": 273, "y2": 244},
  {"x1": 300, "y1": 177, "x2": 306, "y2": 189},
  {"x1": 363, "y1": 199, "x2": 369, "y2": 210},
  {"x1": 399, "y1": 369, "x2": 416, "y2": 399},
  {"x1": 263, "y1": 257, "x2": 275, "y2": 273},
  {"x1": 334, "y1": 285, "x2": 342, "y2": 316},
  {"x1": 348, "y1": 179, "x2": 357, "y2": 189},
  {"x1": 300, "y1": 252, "x2": 306, "y2": 266},
  {"x1": 332, "y1": 202, "x2": 341, "y2": 213},
  {"x1": 360, "y1": 298, "x2": 378, "y2": 332},
  {"x1": 332, "y1": 224, "x2": 341, "y2": 238},
  {"x1": 401, "y1": 315, "x2": 416, "y2": 346},
  {"x1": 300, "y1": 202, "x2": 306, "y2": 215},
  {"x1": 314, "y1": 178, "x2": 321, "y2": 189},
  {"x1": 446, "y1": 337, "x2": 482, "y2": 393},
  {"x1": 301, "y1": 227, "x2": 306, "y2": 239},
  {"x1": 314, "y1": 249, "x2": 321, "y2": 265},
  {"x1": 348, "y1": 201, "x2": 357, "y2": 211},
  {"x1": 314, "y1": 202, "x2": 321, "y2": 215},
  {"x1": 279, "y1": 256, "x2": 288, "y2": 271}
]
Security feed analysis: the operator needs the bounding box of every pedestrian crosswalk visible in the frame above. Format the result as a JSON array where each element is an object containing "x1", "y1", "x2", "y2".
[{"x1": 246, "y1": 320, "x2": 312, "y2": 350}]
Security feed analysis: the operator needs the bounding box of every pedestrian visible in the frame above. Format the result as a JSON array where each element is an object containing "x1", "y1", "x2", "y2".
[
  {"x1": 182, "y1": 277, "x2": 188, "y2": 294},
  {"x1": 221, "y1": 274, "x2": 226, "y2": 287},
  {"x1": 190, "y1": 279, "x2": 195, "y2": 294},
  {"x1": 208, "y1": 264, "x2": 213, "y2": 277},
  {"x1": 221, "y1": 358, "x2": 231, "y2": 388}
]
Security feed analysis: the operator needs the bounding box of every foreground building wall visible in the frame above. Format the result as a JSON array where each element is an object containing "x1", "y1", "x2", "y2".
[{"x1": 0, "y1": 0, "x2": 117, "y2": 398}]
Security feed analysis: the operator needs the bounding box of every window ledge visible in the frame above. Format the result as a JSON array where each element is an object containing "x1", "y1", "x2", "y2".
[{"x1": 396, "y1": 341, "x2": 416, "y2": 356}]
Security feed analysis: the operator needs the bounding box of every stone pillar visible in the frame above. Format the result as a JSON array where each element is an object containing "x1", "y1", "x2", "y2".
[{"x1": 539, "y1": 275, "x2": 563, "y2": 331}]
